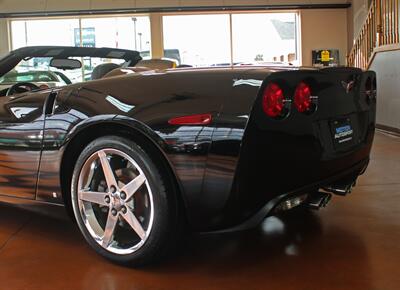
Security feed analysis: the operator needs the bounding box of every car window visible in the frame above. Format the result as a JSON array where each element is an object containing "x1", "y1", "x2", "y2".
[
  {"x1": 0, "y1": 57, "x2": 127, "y2": 88},
  {"x1": 53, "y1": 71, "x2": 72, "y2": 85}
]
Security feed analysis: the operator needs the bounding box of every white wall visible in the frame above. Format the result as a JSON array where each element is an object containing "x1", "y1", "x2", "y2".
[{"x1": 370, "y1": 48, "x2": 400, "y2": 131}]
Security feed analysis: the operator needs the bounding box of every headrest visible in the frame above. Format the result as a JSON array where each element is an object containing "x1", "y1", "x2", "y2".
[
  {"x1": 91, "y1": 63, "x2": 121, "y2": 80},
  {"x1": 103, "y1": 67, "x2": 152, "y2": 78}
]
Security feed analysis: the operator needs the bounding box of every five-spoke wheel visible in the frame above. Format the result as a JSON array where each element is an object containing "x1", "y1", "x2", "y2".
[
  {"x1": 71, "y1": 136, "x2": 178, "y2": 266},
  {"x1": 77, "y1": 148, "x2": 153, "y2": 254}
]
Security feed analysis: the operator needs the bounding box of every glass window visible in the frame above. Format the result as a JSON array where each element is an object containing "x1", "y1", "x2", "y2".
[
  {"x1": 163, "y1": 15, "x2": 231, "y2": 66},
  {"x1": 11, "y1": 19, "x2": 79, "y2": 49},
  {"x1": 0, "y1": 71, "x2": 59, "y2": 84},
  {"x1": 9, "y1": 12, "x2": 300, "y2": 70},
  {"x1": 11, "y1": 16, "x2": 151, "y2": 57},
  {"x1": 232, "y1": 13, "x2": 298, "y2": 64},
  {"x1": 81, "y1": 16, "x2": 151, "y2": 55}
]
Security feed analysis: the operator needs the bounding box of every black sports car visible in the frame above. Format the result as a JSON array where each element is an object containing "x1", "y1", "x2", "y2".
[{"x1": 0, "y1": 46, "x2": 376, "y2": 266}]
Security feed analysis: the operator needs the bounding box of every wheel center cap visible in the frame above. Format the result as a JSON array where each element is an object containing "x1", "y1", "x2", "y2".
[{"x1": 111, "y1": 193, "x2": 123, "y2": 211}]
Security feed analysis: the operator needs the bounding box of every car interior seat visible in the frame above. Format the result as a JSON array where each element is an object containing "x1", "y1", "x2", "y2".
[
  {"x1": 103, "y1": 67, "x2": 152, "y2": 79},
  {"x1": 91, "y1": 63, "x2": 121, "y2": 80}
]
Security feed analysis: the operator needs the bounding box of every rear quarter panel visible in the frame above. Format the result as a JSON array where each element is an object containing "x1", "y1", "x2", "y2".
[{"x1": 38, "y1": 68, "x2": 272, "y2": 231}]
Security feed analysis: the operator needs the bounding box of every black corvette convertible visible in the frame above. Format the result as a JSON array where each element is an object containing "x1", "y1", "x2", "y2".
[{"x1": 0, "y1": 46, "x2": 376, "y2": 265}]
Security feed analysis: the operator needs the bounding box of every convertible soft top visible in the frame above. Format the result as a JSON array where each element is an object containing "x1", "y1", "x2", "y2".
[{"x1": 0, "y1": 46, "x2": 142, "y2": 77}]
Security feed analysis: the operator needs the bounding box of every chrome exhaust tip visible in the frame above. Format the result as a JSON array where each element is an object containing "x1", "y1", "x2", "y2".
[
  {"x1": 307, "y1": 191, "x2": 332, "y2": 210},
  {"x1": 274, "y1": 194, "x2": 308, "y2": 213},
  {"x1": 323, "y1": 182, "x2": 355, "y2": 196}
]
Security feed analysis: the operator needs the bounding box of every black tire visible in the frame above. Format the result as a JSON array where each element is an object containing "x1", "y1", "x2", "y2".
[{"x1": 71, "y1": 136, "x2": 180, "y2": 266}]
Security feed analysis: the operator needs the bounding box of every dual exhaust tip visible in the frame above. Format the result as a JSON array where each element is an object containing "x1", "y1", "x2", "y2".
[
  {"x1": 307, "y1": 191, "x2": 332, "y2": 210},
  {"x1": 323, "y1": 182, "x2": 354, "y2": 196},
  {"x1": 274, "y1": 182, "x2": 354, "y2": 213}
]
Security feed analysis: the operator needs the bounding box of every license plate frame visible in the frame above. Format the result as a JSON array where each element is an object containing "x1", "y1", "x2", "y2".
[{"x1": 331, "y1": 117, "x2": 355, "y2": 149}]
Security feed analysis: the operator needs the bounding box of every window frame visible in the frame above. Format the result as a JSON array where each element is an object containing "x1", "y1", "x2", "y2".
[{"x1": 7, "y1": 10, "x2": 302, "y2": 66}]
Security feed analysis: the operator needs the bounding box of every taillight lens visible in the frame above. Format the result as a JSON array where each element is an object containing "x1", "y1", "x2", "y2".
[
  {"x1": 262, "y1": 83, "x2": 285, "y2": 118},
  {"x1": 294, "y1": 82, "x2": 312, "y2": 113}
]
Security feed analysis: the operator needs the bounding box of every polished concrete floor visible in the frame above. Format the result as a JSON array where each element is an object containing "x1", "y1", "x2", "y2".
[{"x1": 0, "y1": 131, "x2": 399, "y2": 290}]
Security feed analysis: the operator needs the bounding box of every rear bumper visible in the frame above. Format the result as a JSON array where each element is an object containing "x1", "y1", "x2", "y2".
[{"x1": 206, "y1": 157, "x2": 369, "y2": 233}]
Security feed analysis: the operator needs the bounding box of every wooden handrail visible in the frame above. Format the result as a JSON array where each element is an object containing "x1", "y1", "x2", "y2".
[{"x1": 347, "y1": 0, "x2": 399, "y2": 69}]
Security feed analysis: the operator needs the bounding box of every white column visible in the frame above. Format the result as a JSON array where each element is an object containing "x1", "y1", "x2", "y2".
[
  {"x1": 0, "y1": 19, "x2": 10, "y2": 57},
  {"x1": 150, "y1": 13, "x2": 164, "y2": 59}
]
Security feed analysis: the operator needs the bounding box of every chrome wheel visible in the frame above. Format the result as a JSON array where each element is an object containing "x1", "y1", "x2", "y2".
[{"x1": 76, "y1": 148, "x2": 154, "y2": 255}]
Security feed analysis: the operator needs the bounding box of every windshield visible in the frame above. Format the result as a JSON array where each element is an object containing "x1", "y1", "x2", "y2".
[
  {"x1": 0, "y1": 56, "x2": 126, "y2": 87},
  {"x1": 0, "y1": 71, "x2": 60, "y2": 84}
]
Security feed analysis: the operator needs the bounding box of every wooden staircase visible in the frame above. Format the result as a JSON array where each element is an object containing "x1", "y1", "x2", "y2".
[{"x1": 347, "y1": 0, "x2": 399, "y2": 69}]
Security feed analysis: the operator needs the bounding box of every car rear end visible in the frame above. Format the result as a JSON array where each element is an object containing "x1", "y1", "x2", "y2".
[{"x1": 231, "y1": 67, "x2": 376, "y2": 223}]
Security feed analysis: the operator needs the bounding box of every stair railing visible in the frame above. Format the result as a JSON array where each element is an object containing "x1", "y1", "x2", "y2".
[{"x1": 347, "y1": 0, "x2": 399, "y2": 69}]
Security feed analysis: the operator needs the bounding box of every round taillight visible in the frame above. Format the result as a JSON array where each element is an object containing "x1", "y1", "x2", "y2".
[
  {"x1": 262, "y1": 83, "x2": 285, "y2": 118},
  {"x1": 294, "y1": 82, "x2": 312, "y2": 113}
]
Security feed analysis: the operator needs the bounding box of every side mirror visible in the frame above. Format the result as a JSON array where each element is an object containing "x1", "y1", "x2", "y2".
[{"x1": 50, "y1": 58, "x2": 82, "y2": 70}]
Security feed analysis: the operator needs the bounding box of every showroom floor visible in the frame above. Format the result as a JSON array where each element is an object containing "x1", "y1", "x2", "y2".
[{"x1": 0, "y1": 131, "x2": 399, "y2": 290}]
